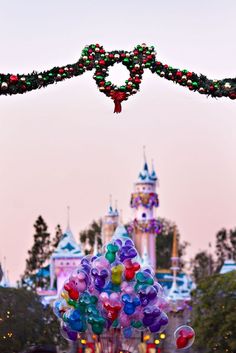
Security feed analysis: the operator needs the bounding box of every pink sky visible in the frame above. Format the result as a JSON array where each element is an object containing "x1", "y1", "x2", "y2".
[{"x1": 0, "y1": 1, "x2": 236, "y2": 283}]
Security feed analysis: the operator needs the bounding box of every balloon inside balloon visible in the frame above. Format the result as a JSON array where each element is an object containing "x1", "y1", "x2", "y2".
[{"x1": 174, "y1": 325, "x2": 195, "y2": 350}]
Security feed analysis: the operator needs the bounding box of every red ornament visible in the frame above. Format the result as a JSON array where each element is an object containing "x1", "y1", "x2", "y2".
[
  {"x1": 10, "y1": 75, "x2": 18, "y2": 83},
  {"x1": 229, "y1": 92, "x2": 236, "y2": 99},
  {"x1": 187, "y1": 72, "x2": 192, "y2": 78},
  {"x1": 59, "y1": 68, "x2": 64, "y2": 74},
  {"x1": 99, "y1": 60, "x2": 106, "y2": 66}
]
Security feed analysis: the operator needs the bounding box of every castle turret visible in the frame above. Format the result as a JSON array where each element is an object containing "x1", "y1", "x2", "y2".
[
  {"x1": 102, "y1": 198, "x2": 119, "y2": 245},
  {"x1": 168, "y1": 226, "x2": 181, "y2": 302},
  {"x1": 129, "y1": 151, "x2": 162, "y2": 269}
]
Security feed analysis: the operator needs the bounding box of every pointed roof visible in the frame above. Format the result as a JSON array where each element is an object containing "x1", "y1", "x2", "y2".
[
  {"x1": 220, "y1": 259, "x2": 236, "y2": 274},
  {"x1": 113, "y1": 224, "x2": 130, "y2": 239},
  {"x1": 52, "y1": 226, "x2": 83, "y2": 259},
  {"x1": 136, "y1": 151, "x2": 158, "y2": 185}
]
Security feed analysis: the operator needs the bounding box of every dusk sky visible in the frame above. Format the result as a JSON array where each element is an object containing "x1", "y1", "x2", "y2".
[{"x1": 0, "y1": 0, "x2": 235, "y2": 283}]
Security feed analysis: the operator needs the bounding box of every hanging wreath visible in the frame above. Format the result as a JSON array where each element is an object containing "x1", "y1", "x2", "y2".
[{"x1": 0, "y1": 43, "x2": 235, "y2": 113}]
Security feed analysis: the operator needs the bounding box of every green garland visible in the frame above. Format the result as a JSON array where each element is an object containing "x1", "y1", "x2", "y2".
[{"x1": 1, "y1": 43, "x2": 235, "y2": 113}]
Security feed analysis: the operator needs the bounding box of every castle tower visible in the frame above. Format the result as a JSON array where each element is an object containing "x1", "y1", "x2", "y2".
[
  {"x1": 130, "y1": 152, "x2": 161, "y2": 269},
  {"x1": 102, "y1": 198, "x2": 119, "y2": 246},
  {"x1": 50, "y1": 221, "x2": 84, "y2": 294},
  {"x1": 168, "y1": 226, "x2": 181, "y2": 302}
]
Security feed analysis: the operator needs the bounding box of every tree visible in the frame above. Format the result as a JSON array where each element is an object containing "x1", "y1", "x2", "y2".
[
  {"x1": 191, "y1": 250, "x2": 214, "y2": 283},
  {"x1": 0, "y1": 287, "x2": 67, "y2": 353},
  {"x1": 22, "y1": 216, "x2": 51, "y2": 290},
  {"x1": 50, "y1": 224, "x2": 62, "y2": 251},
  {"x1": 192, "y1": 271, "x2": 236, "y2": 353},
  {"x1": 79, "y1": 220, "x2": 102, "y2": 254},
  {"x1": 156, "y1": 218, "x2": 189, "y2": 269},
  {"x1": 215, "y1": 228, "x2": 236, "y2": 271}
]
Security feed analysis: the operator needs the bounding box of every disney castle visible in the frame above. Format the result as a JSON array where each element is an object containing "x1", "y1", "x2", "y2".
[{"x1": 37, "y1": 154, "x2": 194, "y2": 308}]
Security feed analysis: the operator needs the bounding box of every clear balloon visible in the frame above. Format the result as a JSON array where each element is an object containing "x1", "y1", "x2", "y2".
[{"x1": 174, "y1": 325, "x2": 195, "y2": 350}]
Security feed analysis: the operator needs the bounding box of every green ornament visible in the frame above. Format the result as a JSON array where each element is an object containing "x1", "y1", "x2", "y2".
[{"x1": 192, "y1": 82, "x2": 198, "y2": 88}]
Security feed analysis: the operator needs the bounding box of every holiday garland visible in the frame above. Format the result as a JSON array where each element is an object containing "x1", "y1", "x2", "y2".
[
  {"x1": 1, "y1": 43, "x2": 235, "y2": 113},
  {"x1": 128, "y1": 219, "x2": 162, "y2": 235},
  {"x1": 130, "y1": 192, "x2": 159, "y2": 209}
]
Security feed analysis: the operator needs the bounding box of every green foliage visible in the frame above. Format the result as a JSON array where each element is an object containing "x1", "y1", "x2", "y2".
[
  {"x1": 215, "y1": 228, "x2": 236, "y2": 271},
  {"x1": 156, "y1": 218, "x2": 188, "y2": 269},
  {"x1": 80, "y1": 220, "x2": 102, "y2": 253},
  {"x1": 0, "y1": 287, "x2": 67, "y2": 353},
  {"x1": 22, "y1": 216, "x2": 51, "y2": 290},
  {"x1": 191, "y1": 250, "x2": 214, "y2": 283},
  {"x1": 192, "y1": 271, "x2": 236, "y2": 353}
]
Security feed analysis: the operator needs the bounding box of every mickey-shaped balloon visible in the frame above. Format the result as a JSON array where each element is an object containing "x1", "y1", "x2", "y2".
[
  {"x1": 78, "y1": 292, "x2": 98, "y2": 314},
  {"x1": 122, "y1": 294, "x2": 141, "y2": 315},
  {"x1": 142, "y1": 306, "x2": 161, "y2": 327},
  {"x1": 135, "y1": 270, "x2": 154, "y2": 291},
  {"x1": 64, "y1": 276, "x2": 80, "y2": 301},
  {"x1": 100, "y1": 292, "x2": 122, "y2": 321},
  {"x1": 149, "y1": 312, "x2": 168, "y2": 333},
  {"x1": 138, "y1": 285, "x2": 158, "y2": 307},
  {"x1": 174, "y1": 325, "x2": 195, "y2": 350},
  {"x1": 91, "y1": 268, "x2": 109, "y2": 290},
  {"x1": 111, "y1": 264, "x2": 124, "y2": 285},
  {"x1": 123, "y1": 259, "x2": 140, "y2": 281},
  {"x1": 105, "y1": 243, "x2": 119, "y2": 263},
  {"x1": 88, "y1": 315, "x2": 106, "y2": 335},
  {"x1": 63, "y1": 309, "x2": 87, "y2": 332},
  {"x1": 118, "y1": 240, "x2": 137, "y2": 262}
]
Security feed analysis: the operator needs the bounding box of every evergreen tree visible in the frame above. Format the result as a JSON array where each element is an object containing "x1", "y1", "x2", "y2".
[
  {"x1": 156, "y1": 218, "x2": 189, "y2": 269},
  {"x1": 22, "y1": 216, "x2": 51, "y2": 289},
  {"x1": 215, "y1": 228, "x2": 236, "y2": 271},
  {"x1": 51, "y1": 224, "x2": 62, "y2": 251},
  {"x1": 192, "y1": 271, "x2": 236, "y2": 353},
  {"x1": 191, "y1": 250, "x2": 214, "y2": 283},
  {"x1": 80, "y1": 220, "x2": 102, "y2": 254},
  {"x1": 0, "y1": 287, "x2": 67, "y2": 353}
]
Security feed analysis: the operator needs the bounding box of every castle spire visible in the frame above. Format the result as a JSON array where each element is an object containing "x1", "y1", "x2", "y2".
[
  {"x1": 66, "y1": 206, "x2": 71, "y2": 232},
  {"x1": 143, "y1": 145, "x2": 148, "y2": 171},
  {"x1": 172, "y1": 226, "x2": 178, "y2": 259}
]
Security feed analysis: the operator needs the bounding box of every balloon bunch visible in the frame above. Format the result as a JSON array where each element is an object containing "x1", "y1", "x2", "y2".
[{"x1": 54, "y1": 227, "x2": 169, "y2": 341}]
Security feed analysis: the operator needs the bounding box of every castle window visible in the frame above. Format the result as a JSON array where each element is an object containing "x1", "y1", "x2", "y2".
[
  {"x1": 142, "y1": 213, "x2": 146, "y2": 218},
  {"x1": 142, "y1": 187, "x2": 145, "y2": 191}
]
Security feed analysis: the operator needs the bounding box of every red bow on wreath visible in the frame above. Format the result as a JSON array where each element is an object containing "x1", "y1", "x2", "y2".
[{"x1": 110, "y1": 91, "x2": 127, "y2": 113}]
